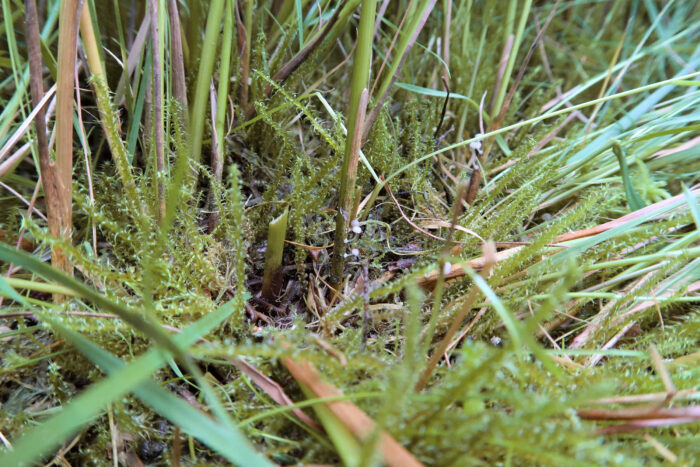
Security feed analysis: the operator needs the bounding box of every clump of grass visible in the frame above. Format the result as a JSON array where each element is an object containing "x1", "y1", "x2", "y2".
[{"x1": 1, "y1": 1, "x2": 700, "y2": 465}]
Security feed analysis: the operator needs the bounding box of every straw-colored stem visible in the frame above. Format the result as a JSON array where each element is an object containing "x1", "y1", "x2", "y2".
[
  {"x1": 167, "y1": 0, "x2": 188, "y2": 124},
  {"x1": 149, "y1": 0, "x2": 166, "y2": 222},
  {"x1": 53, "y1": 0, "x2": 81, "y2": 279}
]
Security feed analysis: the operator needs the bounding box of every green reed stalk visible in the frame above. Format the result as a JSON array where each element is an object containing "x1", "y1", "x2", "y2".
[
  {"x1": 189, "y1": 0, "x2": 225, "y2": 172},
  {"x1": 330, "y1": 0, "x2": 376, "y2": 286}
]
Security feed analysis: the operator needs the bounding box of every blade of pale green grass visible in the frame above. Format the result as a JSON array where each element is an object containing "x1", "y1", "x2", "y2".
[
  {"x1": 683, "y1": 183, "x2": 700, "y2": 229},
  {"x1": 567, "y1": 54, "x2": 700, "y2": 164},
  {"x1": 0, "y1": 241, "x2": 183, "y2": 357},
  {"x1": 126, "y1": 47, "x2": 151, "y2": 159},
  {"x1": 0, "y1": 306, "x2": 172, "y2": 466},
  {"x1": 189, "y1": 0, "x2": 224, "y2": 169},
  {"x1": 43, "y1": 311, "x2": 273, "y2": 466},
  {"x1": 380, "y1": 68, "x2": 700, "y2": 189},
  {"x1": 612, "y1": 141, "x2": 646, "y2": 211},
  {"x1": 0, "y1": 276, "x2": 269, "y2": 465},
  {"x1": 295, "y1": 0, "x2": 305, "y2": 48},
  {"x1": 460, "y1": 266, "x2": 565, "y2": 380}
]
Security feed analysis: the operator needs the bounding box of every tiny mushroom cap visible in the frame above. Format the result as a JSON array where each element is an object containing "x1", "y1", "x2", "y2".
[
  {"x1": 443, "y1": 261, "x2": 452, "y2": 275},
  {"x1": 470, "y1": 133, "x2": 484, "y2": 154}
]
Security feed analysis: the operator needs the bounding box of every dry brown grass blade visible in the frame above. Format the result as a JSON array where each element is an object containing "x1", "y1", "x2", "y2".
[
  {"x1": 416, "y1": 241, "x2": 497, "y2": 391},
  {"x1": 229, "y1": 357, "x2": 321, "y2": 430},
  {"x1": 585, "y1": 388, "x2": 699, "y2": 406},
  {"x1": 271, "y1": 1, "x2": 345, "y2": 86},
  {"x1": 466, "y1": 1, "x2": 561, "y2": 206},
  {"x1": 578, "y1": 390, "x2": 700, "y2": 435},
  {"x1": 236, "y1": 0, "x2": 251, "y2": 112},
  {"x1": 362, "y1": 0, "x2": 436, "y2": 142},
  {"x1": 244, "y1": 2, "x2": 347, "y2": 121},
  {"x1": 418, "y1": 187, "x2": 700, "y2": 288},
  {"x1": 167, "y1": 0, "x2": 188, "y2": 123},
  {"x1": 594, "y1": 417, "x2": 699, "y2": 435},
  {"x1": 52, "y1": 0, "x2": 82, "y2": 280},
  {"x1": 578, "y1": 406, "x2": 700, "y2": 421},
  {"x1": 282, "y1": 356, "x2": 424, "y2": 467},
  {"x1": 149, "y1": 0, "x2": 166, "y2": 221},
  {"x1": 22, "y1": 3, "x2": 51, "y2": 242}
]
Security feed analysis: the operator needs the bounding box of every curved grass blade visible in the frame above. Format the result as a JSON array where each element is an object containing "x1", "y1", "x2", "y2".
[
  {"x1": 0, "y1": 276, "x2": 270, "y2": 466},
  {"x1": 45, "y1": 320, "x2": 273, "y2": 466},
  {"x1": 0, "y1": 241, "x2": 182, "y2": 357},
  {"x1": 612, "y1": 141, "x2": 646, "y2": 211}
]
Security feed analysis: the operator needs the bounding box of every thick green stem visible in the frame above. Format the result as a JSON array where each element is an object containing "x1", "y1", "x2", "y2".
[
  {"x1": 189, "y1": 0, "x2": 225, "y2": 173},
  {"x1": 208, "y1": 0, "x2": 234, "y2": 232},
  {"x1": 330, "y1": 0, "x2": 376, "y2": 286},
  {"x1": 262, "y1": 209, "x2": 289, "y2": 300}
]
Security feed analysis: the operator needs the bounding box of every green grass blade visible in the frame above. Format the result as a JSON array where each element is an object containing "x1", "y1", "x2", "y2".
[
  {"x1": 0, "y1": 242, "x2": 182, "y2": 357},
  {"x1": 46, "y1": 320, "x2": 273, "y2": 466},
  {"x1": 612, "y1": 141, "x2": 646, "y2": 211}
]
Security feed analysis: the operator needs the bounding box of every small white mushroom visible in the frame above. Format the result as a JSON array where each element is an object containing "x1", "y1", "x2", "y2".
[
  {"x1": 443, "y1": 261, "x2": 452, "y2": 275},
  {"x1": 470, "y1": 133, "x2": 484, "y2": 154}
]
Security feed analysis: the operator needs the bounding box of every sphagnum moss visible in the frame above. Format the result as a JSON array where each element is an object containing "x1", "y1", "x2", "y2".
[{"x1": 1, "y1": 1, "x2": 699, "y2": 465}]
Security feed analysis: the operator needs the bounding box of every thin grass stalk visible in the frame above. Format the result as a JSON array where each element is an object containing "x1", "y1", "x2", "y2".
[
  {"x1": 189, "y1": 0, "x2": 225, "y2": 175},
  {"x1": 18, "y1": 0, "x2": 63, "y2": 306},
  {"x1": 167, "y1": 0, "x2": 188, "y2": 124},
  {"x1": 149, "y1": 0, "x2": 166, "y2": 221},
  {"x1": 416, "y1": 242, "x2": 496, "y2": 391},
  {"x1": 24, "y1": 0, "x2": 54, "y2": 238},
  {"x1": 209, "y1": 0, "x2": 234, "y2": 231},
  {"x1": 53, "y1": 0, "x2": 81, "y2": 279},
  {"x1": 239, "y1": 0, "x2": 253, "y2": 112},
  {"x1": 329, "y1": 14, "x2": 374, "y2": 285},
  {"x1": 362, "y1": 0, "x2": 435, "y2": 141},
  {"x1": 491, "y1": 0, "x2": 532, "y2": 115},
  {"x1": 80, "y1": 4, "x2": 142, "y2": 215}
]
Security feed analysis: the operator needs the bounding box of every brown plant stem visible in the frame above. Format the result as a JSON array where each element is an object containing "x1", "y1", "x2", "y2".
[
  {"x1": 465, "y1": 0, "x2": 560, "y2": 205},
  {"x1": 330, "y1": 89, "x2": 369, "y2": 285},
  {"x1": 149, "y1": 0, "x2": 166, "y2": 221},
  {"x1": 52, "y1": 0, "x2": 82, "y2": 281},
  {"x1": 167, "y1": 0, "x2": 188, "y2": 124}
]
